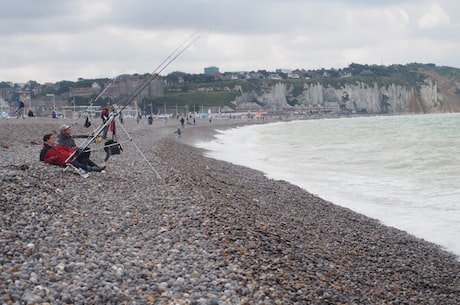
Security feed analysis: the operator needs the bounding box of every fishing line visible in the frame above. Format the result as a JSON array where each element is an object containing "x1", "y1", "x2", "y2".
[
  {"x1": 118, "y1": 29, "x2": 201, "y2": 113},
  {"x1": 64, "y1": 30, "x2": 201, "y2": 176},
  {"x1": 117, "y1": 121, "x2": 162, "y2": 179},
  {"x1": 70, "y1": 78, "x2": 112, "y2": 125}
]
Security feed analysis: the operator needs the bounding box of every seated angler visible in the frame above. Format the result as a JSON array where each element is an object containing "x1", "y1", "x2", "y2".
[
  {"x1": 40, "y1": 133, "x2": 104, "y2": 172},
  {"x1": 57, "y1": 124, "x2": 78, "y2": 149},
  {"x1": 57, "y1": 124, "x2": 102, "y2": 170}
]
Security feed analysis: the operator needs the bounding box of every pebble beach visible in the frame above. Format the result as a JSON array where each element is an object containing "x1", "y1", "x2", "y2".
[{"x1": 1, "y1": 116, "x2": 460, "y2": 305}]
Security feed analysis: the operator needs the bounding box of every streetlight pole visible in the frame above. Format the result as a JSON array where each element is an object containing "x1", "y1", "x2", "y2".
[
  {"x1": 46, "y1": 94, "x2": 56, "y2": 118},
  {"x1": 46, "y1": 94, "x2": 55, "y2": 111}
]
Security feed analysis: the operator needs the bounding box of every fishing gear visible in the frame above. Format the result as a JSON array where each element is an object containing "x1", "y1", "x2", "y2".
[
  {"x1": 64, "y1": 30, "x2": 201, "y2": 178},
  {"x1": 71, "y1": 77, "x2": 117, "y2": 126},
  {"x1": 117, "y1": 121, "x2": 161, "y2": 178},
  {"x1": 118, "y1": 31, "x2": 201, "y2": 114}
]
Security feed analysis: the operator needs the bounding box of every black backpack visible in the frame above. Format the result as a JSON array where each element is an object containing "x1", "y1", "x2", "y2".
[{"x1": 104, "y1": 139, "x2": 122, "y2": 161}]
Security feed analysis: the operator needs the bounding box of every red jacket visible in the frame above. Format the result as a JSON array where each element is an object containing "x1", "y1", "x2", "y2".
[
  {"x1": 44, "y1": 145, "x2": 76, "y2": 166},
  {"x1": 101, "y1": 107, "x2": 109, "y2": 121}
]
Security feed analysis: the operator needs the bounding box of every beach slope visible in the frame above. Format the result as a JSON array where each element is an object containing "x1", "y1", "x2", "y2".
[{"x1": 1, "y1": 118, "x2": 459, "y2": 304}]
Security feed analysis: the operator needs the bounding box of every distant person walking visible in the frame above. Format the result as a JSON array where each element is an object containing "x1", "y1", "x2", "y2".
[
  {"x1": 119, "y1": 111, "x2": 124, "y2": 124},
  {"x1": 16, "y1": 96, "x2": 25, "y2": 119},
  {"x1": 174, "y1": 128, "x2": 182, "y2": 138}
]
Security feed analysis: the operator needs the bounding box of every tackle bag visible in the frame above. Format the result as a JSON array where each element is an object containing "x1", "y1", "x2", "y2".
[{"x1": 104, "y1": 139, "x2": 123, "y2": 161}]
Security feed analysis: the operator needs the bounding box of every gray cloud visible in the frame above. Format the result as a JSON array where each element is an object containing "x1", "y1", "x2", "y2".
[{"x1": 1, "y1": 0, "x2": 459, "y2": 83}]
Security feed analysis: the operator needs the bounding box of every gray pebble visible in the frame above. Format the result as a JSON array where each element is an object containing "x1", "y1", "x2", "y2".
[{"x1": 1, "y1": 118, "x2": 460, "y2": 304}]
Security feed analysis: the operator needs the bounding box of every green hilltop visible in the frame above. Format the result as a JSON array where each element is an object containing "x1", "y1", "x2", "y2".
[
  {"x1": 147, "y1": 63, "x2": 460, "y2": 112},
  {"x1": 3, "y1": 62, "x2": 460, "y2": 114}
]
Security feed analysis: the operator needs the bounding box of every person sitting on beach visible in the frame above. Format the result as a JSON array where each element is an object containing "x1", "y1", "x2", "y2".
[
  {"x1": 57, "y1": 124, "x2": 78, "y2": 149},
  {"x1": 57, "y1": 124, "x2": 93, "y2": 162},
  {"x1": 40, "y1": 133, "x2": 104, "y2": 172},
  {"x1": 57, "y1": 124, "x2": 107, "y2": 171}
]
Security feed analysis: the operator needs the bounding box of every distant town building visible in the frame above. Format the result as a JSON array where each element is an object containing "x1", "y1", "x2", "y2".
[
  {"x1": 69, "y1": 86, "x2": 100, "y2": 97},
  {"x1": 69, "y1": 76, "x2": 164, "y2": 100},
  {"x1": 268, "y1": 74, "x2": 282, "y2": 80},
  {"x1": 204, "y1": 66, "x2": 219, "y2": 75},
  {"x1": 276, "y1": 69, "x2": 292, "y2": 74}
]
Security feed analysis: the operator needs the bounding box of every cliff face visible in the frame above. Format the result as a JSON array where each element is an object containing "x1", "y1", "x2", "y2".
[{"x1": 233, "y1": 72, "x2": 460, "y2": 114}]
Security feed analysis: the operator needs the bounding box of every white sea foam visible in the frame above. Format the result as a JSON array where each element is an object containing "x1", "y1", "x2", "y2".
[{"x1": 195, "y1": 113, "x2": 460, "y2": 257}]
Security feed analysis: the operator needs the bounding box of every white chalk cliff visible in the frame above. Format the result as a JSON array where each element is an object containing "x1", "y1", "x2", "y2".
[{"x1": 233, "y1": 75, "x2": 460, "y2": 114}]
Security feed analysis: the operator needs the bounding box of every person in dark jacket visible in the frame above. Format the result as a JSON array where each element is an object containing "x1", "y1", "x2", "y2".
[
  {"x1": 101, "y1": 106, "x2": 110, "y2": 139},
  {"x1": 16, "y1": 96, "x2": 25, "y2": 119},
  {"x1": 56, "y1": 124, "x2": 78, "y2": 148},
  {"x1": 57, "y1": 124, "x2": 92, "y2": 163}
]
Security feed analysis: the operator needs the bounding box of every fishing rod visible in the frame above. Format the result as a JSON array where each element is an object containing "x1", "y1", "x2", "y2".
[
  {"x1": 118, "y1": 32, "x2": 201, "y2": 113},
  {"x1": 75, "y1": 27, "x2": 201, "y2": 126},
  {"x1": 64, "y1": 31, "x2": 201, "y2": 175},
  {"x1": 73, "y1": 30, "x2": 201, "y2": 153},
  {"x1": 71, "y1": 78, "x2": 116, "y2": 126},
  {"x1": 117, "y1": 121, "x2": 161, "y2": 178}
]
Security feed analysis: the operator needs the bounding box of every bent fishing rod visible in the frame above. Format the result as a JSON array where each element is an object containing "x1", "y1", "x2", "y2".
[{"x1": 64, "y1": 31, "x2": 201, "y2": 170}]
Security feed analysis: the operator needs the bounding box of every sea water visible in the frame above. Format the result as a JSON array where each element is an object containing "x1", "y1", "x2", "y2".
[{"x1": 195, "y1": 113, "x2": 460, "y2": 258}]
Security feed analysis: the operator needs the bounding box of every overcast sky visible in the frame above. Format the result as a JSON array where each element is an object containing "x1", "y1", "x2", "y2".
[{"x1": 1, "y1": 0, "x2": 459, "y2": 83}]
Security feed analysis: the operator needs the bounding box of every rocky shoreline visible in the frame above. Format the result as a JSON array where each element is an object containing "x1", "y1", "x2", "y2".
[{"x1": 1, "y1": 117, "x2": 460, "y2": 304}]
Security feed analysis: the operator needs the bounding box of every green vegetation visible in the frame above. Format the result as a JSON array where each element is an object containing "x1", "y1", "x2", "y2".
[
  {"x1": 143, "y1": 91, "x2": 240, "y2": 112},
  {"x1": 145, "y1": 63, "x2": 460, "y2": 110},
  {"x1": 3, "y1": 63, "x2": 459, "y2": 111}
]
